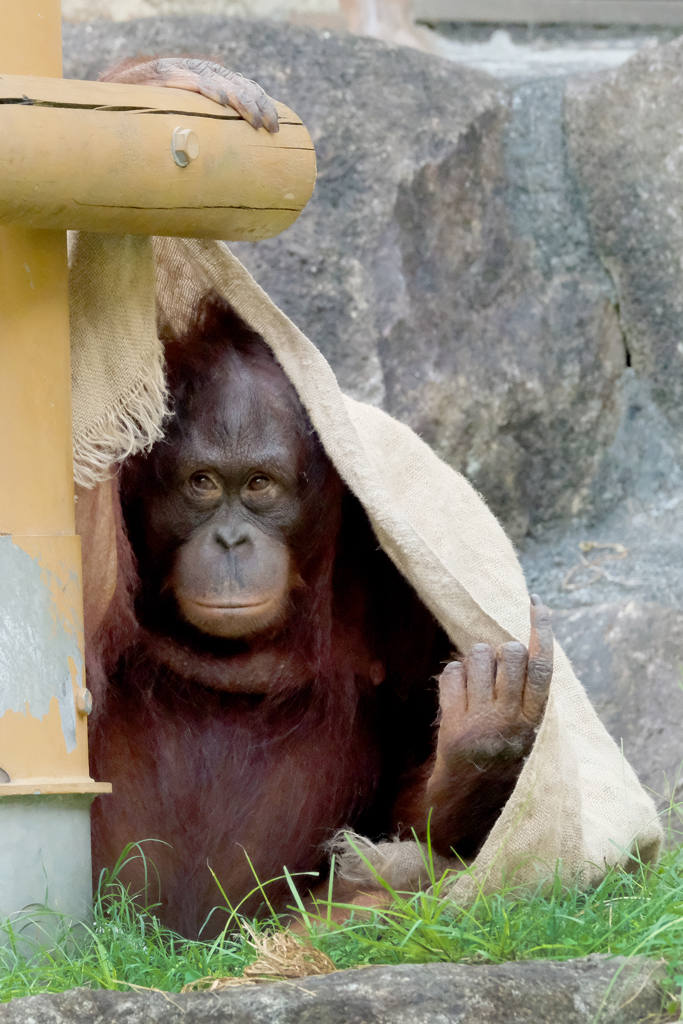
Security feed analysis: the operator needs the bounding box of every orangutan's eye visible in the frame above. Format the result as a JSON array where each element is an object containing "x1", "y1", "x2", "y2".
[
  {"x1": 190, "y1": 473, "x2": 221, "y2": 496},
  {"x1": 246, "y1": 474, "x2": 272, "y2": 492}
]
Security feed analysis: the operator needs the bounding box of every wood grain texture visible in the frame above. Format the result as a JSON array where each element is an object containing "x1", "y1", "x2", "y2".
[{"x1": 0, "y1": 76, "x2": 315, "y2": 238}]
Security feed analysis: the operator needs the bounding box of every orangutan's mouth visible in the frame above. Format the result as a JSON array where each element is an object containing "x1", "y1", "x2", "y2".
[{"x1": 190, "y1": 599, "x2": 272, "y2": 611}]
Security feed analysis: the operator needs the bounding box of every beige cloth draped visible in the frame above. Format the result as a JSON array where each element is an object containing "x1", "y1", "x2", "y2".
[{"x1": 70, "y1": 233, "x2": 662, "y2": 895}]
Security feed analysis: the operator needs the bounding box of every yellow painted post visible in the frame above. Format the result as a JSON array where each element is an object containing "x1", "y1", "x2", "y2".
[
  {"x1": 0, "y1": 1, "x2": 316, "y2": 941},
  {"x1": 0, "y1": 0, "x2": 110, "y2": 940}
]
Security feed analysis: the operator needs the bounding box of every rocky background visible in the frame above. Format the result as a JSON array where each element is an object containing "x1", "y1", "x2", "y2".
[{"x1": 64, "y1": 19, "x2": 683, "y2": 819}]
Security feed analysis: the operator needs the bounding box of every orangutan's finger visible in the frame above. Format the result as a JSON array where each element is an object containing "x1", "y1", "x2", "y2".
[
  {"x1": 185, "y1": 61, "x2": 278, "y2": 132},
  {"x1": 213, "y1": 82, "x2": 265, "y2": 127},
  {"x1": 438, "y1": 661, "x2": 467, "y2": 720},
  {"x1": 464, "y1": 644, "x2": 495, "y2": 713},
  {"x1": 494, "y1": 640, "x2": 528, "y2": 707},
  {"x1": 256, "y1": 90, "x2": 280, "y2": 134},
  {"x1": 523, "y1": 594, "x2": 553, "y2": 721},
  {"x1": 199, "y1": 74, "x2": 279, "y2": 132},
  {"x1": 103, "y1": 59, "x2": 279, "y2": 133}
]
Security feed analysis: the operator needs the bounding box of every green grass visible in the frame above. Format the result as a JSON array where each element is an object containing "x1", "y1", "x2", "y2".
[{"x1": 2, "y1": 829, "x2": 683, "y2": 1015}]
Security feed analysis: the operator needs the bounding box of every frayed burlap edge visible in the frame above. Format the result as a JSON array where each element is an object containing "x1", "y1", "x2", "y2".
[
  {"x1": 71, "y1": 363, "x2": 168, "y2": 489},
  {"x1": 329, "y1": 831, "x2": 459, "y2": 892},
  {"x1": 69, "y1": 232, "x2": 169, "y2": 488}
]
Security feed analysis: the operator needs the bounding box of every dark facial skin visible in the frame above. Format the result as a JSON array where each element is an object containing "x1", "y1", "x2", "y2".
[{"x1": 123, "y1": 351, "x2": 333, "y2": 646}]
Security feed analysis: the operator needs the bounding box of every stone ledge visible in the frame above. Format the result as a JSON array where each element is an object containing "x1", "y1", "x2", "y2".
[{"x1": 0, "y1": 956, "x2": 667, "y2": 1024}]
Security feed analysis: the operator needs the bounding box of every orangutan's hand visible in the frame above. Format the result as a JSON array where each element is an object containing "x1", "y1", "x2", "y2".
[
  {"x1": 99, "y1": 57, "x2": 279, "y2": 133},
  {"x1": 432, "y1": 595, "x2": 553, "y2": 777}
]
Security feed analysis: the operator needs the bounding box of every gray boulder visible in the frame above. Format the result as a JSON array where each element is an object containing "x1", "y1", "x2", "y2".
[
  {"x1": 63, "y1": 18, "x2": 625, "y2": 540},
  {"x1": 566, "y1": 37, "x2": 683, "y2": 433},
  {"x1": 520, "y1": 373, "x2": 683, "y2": 812},
  {"x1": 0, "y1": 957, "x2": 666, "y2": 1024},
  {"x1": 552, "y1": 601, "x2": 683, "y2": 812}
]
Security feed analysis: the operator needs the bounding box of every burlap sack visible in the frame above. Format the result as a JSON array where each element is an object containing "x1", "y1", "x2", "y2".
[
  {"x1": 69, "y1": 232, "x2": 167, "y2": 489},
  {"x1": 70, "y1": 232, "x2": 663, "y2": 896}
]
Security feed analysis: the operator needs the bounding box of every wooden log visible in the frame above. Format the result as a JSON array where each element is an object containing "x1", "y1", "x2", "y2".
[{"x1": 0, "y1": 75, "x2": 316, "y2": 239}]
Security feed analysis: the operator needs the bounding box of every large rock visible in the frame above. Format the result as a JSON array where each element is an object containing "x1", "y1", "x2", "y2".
[
  {"x1": 519, "y1": 371, "x2": 683, "y2": 810},
  {"x1": 552, "y1": 601, "x2": 683, "y2": 811},
  {"x1": 566, "y1": 36, "x2": 683, "y2": 433},
  {"x1": 63, "y1": 19, "x2": 625, "y2": 539},
  {"x1": 0, "y1": 958, "x2": 666, "y2": 1024}
]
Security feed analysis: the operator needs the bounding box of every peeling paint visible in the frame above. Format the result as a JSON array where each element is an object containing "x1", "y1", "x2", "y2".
[{"x1": 0, "y1": 537, "x2": 79, "y2": 752}]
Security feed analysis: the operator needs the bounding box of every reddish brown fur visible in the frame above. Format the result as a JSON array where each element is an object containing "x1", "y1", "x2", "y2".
[
  {"x1": 87, "y1": 297, "x2": 449, "y2": 937},
  {"x1": 86, "y1": 298, "x2": 534, "y2": 937}
]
